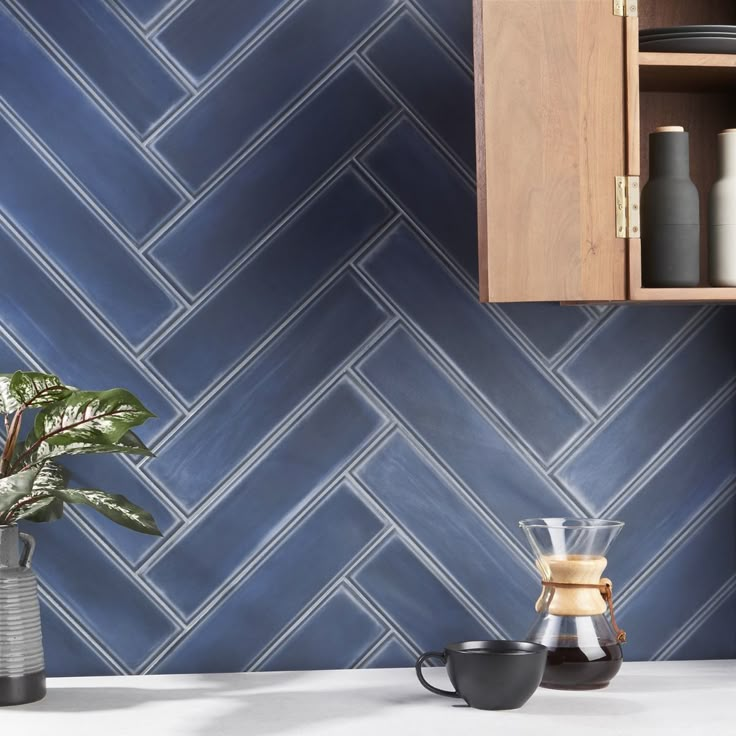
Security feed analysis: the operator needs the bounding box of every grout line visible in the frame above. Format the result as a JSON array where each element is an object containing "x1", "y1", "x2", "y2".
[
  {"x1": 349, "y1": 467, "x2": 510, "y2": 640},
  {"x1": 100, "y1": 0, "x2": 198, "y2": 95},
  {"x1": 350, "y1": 629, "x2": 396, "y2": 669},
  {"x1": 59, "y1": 508, "x2": 187, "y2": 637},
  {"x1": 0, "y1": 217, "x2": 189, "y2": 440},
  {"x1": 140, "y1": 0, "x2": 404, "y2": 200},
  {"x1": 553, "y1": 305, "x2": 713, "y2": 415},
  {"x1": 350, "y1": 230, "x2": 592, "y2": 517},
  {"x1": 355, "y1": 54, "x2": 475, "y2": 185},
  {"x1": 107, "y1": 0, "x2": 188, "y2": 36},
  {"x1": 136, "y1": 110, "x2": 403, "y2": 356},
  {"x1": 138, "y1": 308, "x2": 400, "y2": 517},
  {"x1": 4, "y1": 0, "x2": 194, "y2": 200},
  {"x1": 351, "y1": 156, "x2": 597, "y2": 435},
  {"x1": 139, "y1": 89, "x2": 401, "y2": 292},
  {"x1": 546, "y1": 306, "x2": 720, "y2": 476},
  {"x1": 138, "y1": 411, "x2": 395, "y2": 578},
  {"x1": 0, "y1": 102, "x2": 191, "y2": 315},
  {"x1": 346, "y1": 574, "x2": 423, "y2": 658},
  {"x1": 602, "y1": 379, "x2": 736, "y2": 517},
  {"x1": 146, "y1": 0, "x2": 303, "y2": 87},
  {"x1": 139, "y1": 189, "x2": 399, "y2": 455},
  {"x1": 162, "y1": 308, "x2": 397, "y2": 516},
  {"x1": 617, "y1": 480, "x2": 736, "y2": 611},
  {"x1": 652, "y1": 575, "x2": 736, "y2": 661},
  {"x1": 140, "y1": 210, "x2": 400, "y2": 414},
  {"x1": 0, "y1": 208, "x2": 186, "y2": 355},
  {"x1": 404, "y1": 0, "x2": 473, "y2": 73},
  {"x1": 139, "y1": 0, "x2": 196, "y2": 37},
  {"x1": 247, "y1": 524, "x2": 394, "y2": 671},
  {"x1": 37, "y1": 584, "x2": 128, "y2": 675},
  {"x1": 141, "y1": 479, "x2": 392, "y2": 673},
  {"x1": 346, "y1": 397, "x2": 539, "y2": 576}
]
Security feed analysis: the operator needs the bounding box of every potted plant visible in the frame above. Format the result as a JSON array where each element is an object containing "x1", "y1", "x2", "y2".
[{"x1": 0, "y1": 371, "x2": 160, "y2": 705}]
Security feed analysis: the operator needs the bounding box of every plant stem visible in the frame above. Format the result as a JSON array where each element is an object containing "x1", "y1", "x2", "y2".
[
  {"x1": 0, "y1": 410, "x2": 23, "y2": 478},
  {"x1": 0, "y1": 493, "x2": 48, "y2": 525}
]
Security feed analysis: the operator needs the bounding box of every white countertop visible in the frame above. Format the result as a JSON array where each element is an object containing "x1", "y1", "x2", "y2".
[{"x1": 4, "y1": 661, "x2": 735, "y2": 736}]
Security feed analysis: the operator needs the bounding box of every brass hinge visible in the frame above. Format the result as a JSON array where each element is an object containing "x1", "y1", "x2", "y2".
[
  {"x1": 613, "y1": 0, "x2": 638, "y2": 17},
  {"x1": 615, "y1": 176, "x2": 640, "y2": 239}
]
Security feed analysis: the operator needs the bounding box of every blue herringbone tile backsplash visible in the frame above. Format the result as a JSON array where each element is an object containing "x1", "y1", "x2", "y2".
[{"x1": 0, "y1": 0, "x2": 734, "y2": 676}]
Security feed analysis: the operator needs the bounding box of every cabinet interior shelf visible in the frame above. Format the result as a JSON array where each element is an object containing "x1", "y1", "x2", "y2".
[
  {"x1": 628, "y1": 241, "x2": 736, "y2": 302},
  {"x1": 639, "y1": 52, "x2": 736, "y2": 92}
]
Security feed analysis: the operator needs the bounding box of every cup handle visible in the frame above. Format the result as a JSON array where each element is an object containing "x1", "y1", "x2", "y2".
[
  {"x1": 19, "y1": 532, "x2": 35, "y2": 568},
  {"x1": 415, "y1": 651, "x2": 459, "y2": 698}
]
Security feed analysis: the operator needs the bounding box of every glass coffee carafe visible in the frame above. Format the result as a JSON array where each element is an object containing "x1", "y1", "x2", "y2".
[{"x1": 519, "y1": 518, "x2": 626, "y2": 690}]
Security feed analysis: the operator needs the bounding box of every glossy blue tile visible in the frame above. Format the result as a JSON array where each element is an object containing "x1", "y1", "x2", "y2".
[
  {"x1": 154, "y1": 483, "x2": 385, "y2": 673},
  {"x1": 362, "y1": 637, "x2": 416, "y2": 668},
  {"x1": 619, "y1": 494, "x2": 736, "y2": 661},
  {"x1": 260, "y1": 589, "x2": 385, "y2": 671},
  {"x1": 669, "y1": 587, "x2": 736, "y2": 660},
  {"x1": 153, "y1": 0, "x2": 395, "y2": 189},
  {"x1": 0, "y1": 334, "x2": 28, "y2": 371},
  {"x1": 146, "y1": 380, "x2": 386, "y2": 617},
  {"x1": 151, "y1": 63, "x2": 395, "y2": 295},
  {"x1": 414, "y1": 0, "x2": 473, "y2": 60},
  {"x1": 155, "y1": 0, "x2": 291, "y2": 83},
  {"x1": 0, "y1": 115, "x2": 178, "y2": 346},
  {"x1": 612, "y1": 395, "x2": 736, "y2": 590},
  {"x1": 0, "y1": 7, "x2": 183, "y2": 241},
  {"x1": 557, "y1": 309, "x2": 736, "y2": 512},
  {"x1": 364, "y1": 13, "x2": 474, "y2": 169},
  {"x1": 352, "y1": 537, "x2": 490, "y2": 651},
  {"x1": 356, "y1": 433, "x2": 535, "y2": 633},
  {"x1": 39, "y1": 600, "x2": 117, "y2": 677},
  {"x1": 360, "y1": 224, "x2": 588, "y2": 462},
  {"x1": 357, "y1": 326, "x2": 578, "y2": 538},
  {"x1": 115, "y1": 0, "x2": 172, "y2": 27},
  {"x1": 17, "y1": 0, "x2": 188, "y2": 135},
  {"x1": 147, "y1": 275, "x2": 389, "y2": 508},
  {"x1": 360, "y1": 119, "x2": 477, "y2": 277},
  {"x1": 148, "y1": 169, "x2": 392, "y2": 401},
  {"x1": 560, "y1": 306, "x2": 700, "y2": 411},
  {"x1": 3, "y1": 0, "x2": 735, "y2": 673},
  {"x1": 61, "y1": 453, "x2": 179, "y2": 566},
  {"x1": 31, "y1": 517, "x2": 178, "y2": 671},
  {"x1": 498, "y1": 303, "x2": 592, "y2": 361},
  {"x1": 0, "y1": 225, "x2": 178, "y2": 444}
]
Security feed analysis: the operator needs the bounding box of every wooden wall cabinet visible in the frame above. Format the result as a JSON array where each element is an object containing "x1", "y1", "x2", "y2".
[{"x1": 473, "y1": 0, "x2": 736, "y2": 303}]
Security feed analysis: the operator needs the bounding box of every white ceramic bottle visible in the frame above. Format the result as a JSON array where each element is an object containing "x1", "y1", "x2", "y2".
[{"x1": 709, "y1": 129, "x2": 736, "y2": 286}]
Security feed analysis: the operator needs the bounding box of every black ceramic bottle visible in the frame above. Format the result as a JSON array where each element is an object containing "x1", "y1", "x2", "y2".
[{"x1": 641, "y1": 126, "x2": 700, "y2": 287}]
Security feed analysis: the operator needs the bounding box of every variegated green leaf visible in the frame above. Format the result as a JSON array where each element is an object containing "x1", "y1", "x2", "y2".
[
  {"x1": 9, "y1": 371, "x2": 73, "y2": 407},
  {"x1": 18, "y1": 433, "x2": 154, "y2": 471},
  {"x1": 30, "y1": 461, "x2": 67, "y2": 492},
  {"x1": 17, "y1": 389, "x2": 155, "y2": 469},
  {"x1": 0, "y1": 468, "x2": 40, "y2": 516},
  {"x1": 47, "y1": 487, "x2": 161, "y2": 536},
  {"x1": 0, "y1": 374, "x2": 20, "y2": 414},
  {"x1": 14, "y1": 496, "x2": 64, "y2": 523}
]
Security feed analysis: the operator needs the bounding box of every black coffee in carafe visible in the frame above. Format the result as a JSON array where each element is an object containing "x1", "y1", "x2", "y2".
[{"x1": 543, "y1": 638, "x2": 622, "y2": 690}]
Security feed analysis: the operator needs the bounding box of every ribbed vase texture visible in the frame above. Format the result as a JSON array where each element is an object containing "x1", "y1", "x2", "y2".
[{"x1": 0, "y1": 525, "x2": 45, "y2": 705}]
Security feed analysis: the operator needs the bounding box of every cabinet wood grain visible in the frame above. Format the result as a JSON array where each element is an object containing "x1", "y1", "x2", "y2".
[{"x1": 473, "y1": 0, "x2": 627, "y2": 302}]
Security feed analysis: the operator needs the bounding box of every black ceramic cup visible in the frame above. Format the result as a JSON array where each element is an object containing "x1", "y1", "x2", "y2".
[{"x1": 415, "y1": 640, "x2": 547, "y2": 711}]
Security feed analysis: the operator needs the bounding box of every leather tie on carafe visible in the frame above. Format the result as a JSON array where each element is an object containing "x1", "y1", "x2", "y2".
[{"x1": 541, "y1": 579, "x2": 627, "y2": 644}]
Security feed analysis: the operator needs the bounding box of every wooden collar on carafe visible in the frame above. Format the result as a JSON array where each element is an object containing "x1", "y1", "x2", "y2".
[{"x1": 541, "y1": 579, "x2": 627, "y2": 644}]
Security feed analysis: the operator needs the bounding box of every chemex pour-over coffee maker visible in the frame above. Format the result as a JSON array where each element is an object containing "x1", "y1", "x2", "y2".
[{"x1": 519, "y1": 518, "x2": 627, "y2": 690}]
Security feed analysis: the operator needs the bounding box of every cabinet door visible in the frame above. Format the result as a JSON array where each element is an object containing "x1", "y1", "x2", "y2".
[{"x1": 474, "y1": 0, "x2": 627, "y2": 302}]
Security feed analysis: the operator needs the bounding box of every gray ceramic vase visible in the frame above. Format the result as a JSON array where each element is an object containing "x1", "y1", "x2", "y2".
[
  {"x1": 641, "y1": 126, "x2": 700, "y2": 287},
  {"x1": 0, "y1": 525, "x2": 45, "y2": 705}
]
